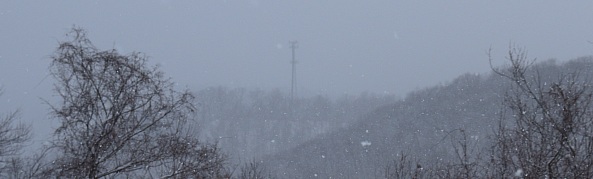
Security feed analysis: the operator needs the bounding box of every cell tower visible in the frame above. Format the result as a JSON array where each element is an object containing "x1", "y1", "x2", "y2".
[{"x1": 289, "y1": 41, "x2": 298, "y2": 104}]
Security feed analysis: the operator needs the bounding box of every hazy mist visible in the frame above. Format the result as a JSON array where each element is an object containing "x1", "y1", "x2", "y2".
[{"x1": 1, "y1": 1, "x2": 593, "y2": 177}]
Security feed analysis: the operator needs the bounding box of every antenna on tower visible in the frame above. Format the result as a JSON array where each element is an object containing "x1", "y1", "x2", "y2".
[{"x1": 289, "y1": 41, "x2": 298, "y2": 106}]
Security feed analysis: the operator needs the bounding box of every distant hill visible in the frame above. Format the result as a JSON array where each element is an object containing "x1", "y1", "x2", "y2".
[
  {"x1": 263, "y1": 56, "x2": 593, "y2": 178},
  {"x1": 192, "y1": 87, "x2": 398, "y2": 164}
]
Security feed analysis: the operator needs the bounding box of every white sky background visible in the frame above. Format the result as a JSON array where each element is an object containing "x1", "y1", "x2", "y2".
[{"x1": 1, "y1": 1, "x2": 593, "y2": 143}]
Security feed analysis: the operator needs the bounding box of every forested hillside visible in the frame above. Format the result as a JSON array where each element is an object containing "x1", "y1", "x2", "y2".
[
  {"x1": 193, "y1": 87, "x2": 398, "y2": 163},
  {"x1": 263, "y1": 56, "x2": 593, "y2": 178}
]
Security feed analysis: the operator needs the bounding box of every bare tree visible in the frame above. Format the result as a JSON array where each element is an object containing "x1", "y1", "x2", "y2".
[
  {"x1": 383, "y1": 152, "x2": 432, "y2": 179},
  {"x1": 45, "y1": 27, "x2": 228, "y2": 178},
  {"x1": 238, "y1": 159, "x2": 274, "y2": 179},
  {"x1": 435, "y1": 129, "x2": 486, "y2": 179},
  {"x1": 488, "y1": 45, "x2": 593, "y2": 178},
  {"x1": 4, "y1": 147, "x2": 52, "y2": 178},
  {"x1": 145, "y1": 124, "x2": 230, "y2": 178},
  {"x1": 0, "y1": 88, "x2": 32, "y2": 177},
  {"x1": 382, "y1": 129, "x2": 488, "y2": 179}
]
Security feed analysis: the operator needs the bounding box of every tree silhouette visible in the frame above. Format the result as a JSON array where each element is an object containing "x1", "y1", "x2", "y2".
[{"x1": 45, "y1": 27, "x2": 228, "y2": 178}]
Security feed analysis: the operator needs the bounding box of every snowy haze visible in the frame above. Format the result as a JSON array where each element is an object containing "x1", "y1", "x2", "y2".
[{"x1": 0, "y1": 1, "x2": 593, "y2": 148}]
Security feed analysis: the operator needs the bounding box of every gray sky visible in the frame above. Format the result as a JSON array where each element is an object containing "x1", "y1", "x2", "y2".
[{"x1": 1, "y1": 1, "x2": 593, "y2": 139}]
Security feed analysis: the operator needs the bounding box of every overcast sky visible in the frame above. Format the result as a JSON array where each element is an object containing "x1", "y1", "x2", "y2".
[{"x1": 1, "y1": 1, "x2": 593, "y2": 139}]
